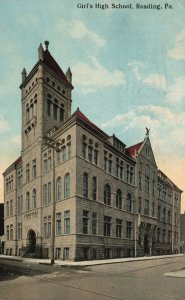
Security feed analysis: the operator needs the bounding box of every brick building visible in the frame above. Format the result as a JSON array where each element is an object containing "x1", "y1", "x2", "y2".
[{"x1": 3, "y1": 42, "x2": 182, "y2": 260}]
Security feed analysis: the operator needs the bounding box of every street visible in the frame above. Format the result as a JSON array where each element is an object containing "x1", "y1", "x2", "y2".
[{"x1": 0, "y1": 256, "x2": 185, "y2": 300}]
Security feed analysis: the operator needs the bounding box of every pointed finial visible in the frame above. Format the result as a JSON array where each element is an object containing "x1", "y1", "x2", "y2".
[
  {"x1": 21, "y1": 68, "x2": 27, "y2": 82},
  {"x1": 146, "y1": 127, "x2": 150, "y2": 136},
  {"x1": 38, "y1": 43, "x2": 44, "y2": 61},
  {"x1": 44, "y1": 41, "x2": 49, "y2": 50},
  {"x1": 66, "y1": 67, "x2": 72, "y2": 83}
]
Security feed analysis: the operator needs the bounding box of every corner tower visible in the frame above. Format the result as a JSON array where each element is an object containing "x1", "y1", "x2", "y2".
[{"x1": 20, "y1": 41, "x2": 73, "y2": 151}]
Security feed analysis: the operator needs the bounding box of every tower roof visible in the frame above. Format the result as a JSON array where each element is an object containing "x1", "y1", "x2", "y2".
[
  {"x1": 42, "y1": 49, "x2": 73, "y2": 89},
  {"x1": 20, "y1": 44, "x2": 73, "y2": 89}
]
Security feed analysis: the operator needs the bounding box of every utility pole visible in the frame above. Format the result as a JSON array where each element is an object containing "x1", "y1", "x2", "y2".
[{"x1": 43, "y1": 136, "x2": 61, "y2": 264}]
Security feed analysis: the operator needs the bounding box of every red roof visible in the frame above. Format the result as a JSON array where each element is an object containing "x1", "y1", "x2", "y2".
[
  {"x1": 72, "y1": 108, "x2": 109, "y2": 138},
  {"x1": 126, "y1": 141, "x2": 143, "y2": 157},
  {"x1": 43, "y1": 50, "x2": 73, "y2": 89}
]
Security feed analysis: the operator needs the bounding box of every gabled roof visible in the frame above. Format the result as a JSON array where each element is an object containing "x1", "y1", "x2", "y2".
[
  {"x1": 72, "y1": 108, "x2": 110, "y2": 138},
  {"x1": 126, "y1": 141, "x2": 143, "y2": 157},
  {"x1": 43, "y1": 50, "x2": 73, "y2": 89}
]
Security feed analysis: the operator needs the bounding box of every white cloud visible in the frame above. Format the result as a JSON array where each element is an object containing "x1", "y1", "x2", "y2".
[
  {"x1": 128, "y1": 61, "x2": 146, "y2": 81},
  {"x1": 176, "y1": 28, "x2": 185, "y2": 42},
  {"x1": 168, "y1": 41, "x2": 185, "y2": 60},
  {"x1": 69, "y1": 20, "x2": 106, "y2": 48},
  {"x1": 167, "y1": 77, "x2": 185, "y2": 103},
  {"x1": 143, "y1": 74, "x2": 166, "y2": 90},
  {"x1": 101, "y1": 105, "x2": 185, "y2": 157},
  {"x1": 0, "y1": 114, "x2": 9, "y2": 132},
  {"x1": 73, "y1": 56, "x2": 126, "y2": 92},
  {"x1": 9, "y1": 134, "x2": 21, "y2": 147}
]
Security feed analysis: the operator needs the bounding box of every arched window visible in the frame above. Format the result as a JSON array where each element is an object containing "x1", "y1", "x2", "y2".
[
  {"x1": 64, "y1": 174, "x2": 70, "y2": 198},
  {"x1": 56, "y1": 177, "x2": 62, "y2": 201},
  {"x1": 26, "y1": 192, "x2": 30, "y2": 211},
  {"x1": 10, "y1": 199, "x2": 13, "y2": 216},
  {"x1": 6, "y1": 201, "x2": 9, "y2": 217},
  {"x1": 83, "y1": 173, "x2": 88, "y2": 197},
  {"x1": 126, "y1": 193, "x2": 132, "y2": 212},
  {"x1": 116, "y1": 189, "x2": 122, "y2": 209},
  {"x1": 32, "y1": 189, "x2": 36, "y2": 209},
  {"x1": 104, "y1": 184, "x2": 111, "y2": 206},
  {"x1": 92, "y1": 176, "x2": 97, "y2": 201}
]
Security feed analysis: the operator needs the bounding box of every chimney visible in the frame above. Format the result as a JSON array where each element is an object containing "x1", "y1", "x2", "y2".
[
  {"x1": 44, "y1": 40, "x2": 49, "y2": 51},
  {"x1": 66, "y1": 67, "x2": 72, "y2": 83},
  {"x1": 21, "y1": 68, "x2": 27, "y2": 83},
  {"x1": 38, "y1": 43, "x2": 44, "y2": 61}
]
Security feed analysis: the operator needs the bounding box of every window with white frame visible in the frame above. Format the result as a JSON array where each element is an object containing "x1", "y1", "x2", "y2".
[{"x1": 64, "y1": 210, "x2": 70, "y2": 234}]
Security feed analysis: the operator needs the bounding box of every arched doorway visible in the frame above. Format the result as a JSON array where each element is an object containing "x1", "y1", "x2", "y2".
[
  {"x1": 144, "y1": 234, "x2": 149, "y2": 254},
  {"x1": 28, "y1": 230, "x2": 36, "y2": 253}
]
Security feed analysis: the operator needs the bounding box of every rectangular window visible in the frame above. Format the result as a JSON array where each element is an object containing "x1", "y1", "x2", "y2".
[
  {"x1": 6, "y1": 225, "x2": 9, "y2": 240},
  {"x1": 56, "y1": 213, "x2": 61, "y2": 235},
  {"x1": 17, "y1": 196, "x2": 22, "y2": 214},
  {"x1": 83, "y1": 210, "x2": 89, "y2": 234},
  {"x1": 10, "y1": 224, "x2": 13, "y2": 240},
  {"x1": 94, "y1": 150, "x2": 98, "y2": 165},
  {"x1": 17, "y1": 222, "x2": 22, "y2": 240},
  {"x1": 53, "y1": 103, "x2": 58, "y2": 120},
  {"x1": 126, "y1": 221, "x2": 132, "y2": 239},
  {"x1": 64, "y1": 248, "x2": 69, "y2": 260},
  {"x1": 32, "y1": 159, "x2": 37, "y2": 179},
  {"x1": 162, "y1": 229, "x2": 166, "y2": 243},
  {"x1": 92, "y1": 212, "x2": 97, "y2": 235},
  {"x1": 116, "y1": 219, "x2": 122, "y2": 238},
  {"x1": 60, "y1": 108, "x2": 64, "y2": 122},
  {"x1": 88, "y1": 146, "x2": 93, "y2": 162},
  {"x1": 144, "y1": 199, "x2": 149, "y2": 215},
  {"x1": 64, "y1": 210, "x2": 70, "y2": 234},
  {"x1": 157, "y1": 228, "x2": 160, "y2": 242},
  {"x1": 108, "y1": 160, "x2": 112, "y2": 174},
  {"x1": 82, "y1": 143, "x2": 87, "y2": 159},
  {"x1": 56, "y1": 248, "x2": 61, "y2": 259},
  {"x1": 120, "y1": 166, "x2": 123, "y2": 180},
  {"x1": 44, "y1": 153, "x2": 47, "y2": 172},
  {"x1": 48, "y1": 216, "x2": 51, "y2": 236},
  {"x1": 44, "y1": 216, "x2": 47, "y2": 237},
  {"x1": 138, "y1": 197, "x2": 141, "y2": 213},
  {"x1": 47, "y1": 99, "x2": 52, "y2": 117},
  {"x1": 43, "y1": 184, "x2": 47, "y2": 205},
  {"x1": 139, "y1": 171, "x2": 142, "y2": 190},
  {"x1": 26, "y1": 163, "x2": 30, "y2": 183},
  {"x1": 62, "y1": 147, "x2": 66, "y2": 162},
  {"x1": 104, "y1": 157, "x2": 107, "y2": 172},
  {"x1": 67, "y1": 143, "x2": 71, "y2": 159},
  {"x1": 145, "y1": 175, "x2": 150, "y2": 193},
  {"x1": 152, "y1": 202, "x2": 155, "y2": 217},
  {"x1": 168, "y1": 230, "x2": 171, "y2": 243},
  {"x1": 48, "y1": 152, "x2": 52, "y2": 171},
  {"x1": 127, "y1": 165, "x2": 133, "y2": 184},
  {"x1": 48, "y1": 182, "x2": 51, "y2": 204},
  {"x1": 104, "y1": 216, "x2": 111, "y2": 237},
  {"x1": 92, "y1": 177, "x2": 97, "y2": 201}
]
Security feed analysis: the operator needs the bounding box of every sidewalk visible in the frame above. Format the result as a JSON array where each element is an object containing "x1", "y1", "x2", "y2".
[{"x1": 0, "y1": 253, "x2": 184, "y2": 267}]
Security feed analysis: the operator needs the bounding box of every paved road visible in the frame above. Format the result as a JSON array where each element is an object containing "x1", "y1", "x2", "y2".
[{"x1": 0, "y1": 256, "x2": 185, "y2": 300}]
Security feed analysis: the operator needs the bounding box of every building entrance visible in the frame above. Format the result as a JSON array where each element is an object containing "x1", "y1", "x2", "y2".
[
  {"x1": 28, "y1": 230, "x2": 36, "y2": 253},
  {"x1": 144, "y1": 234, "x2": 149, "y2": 254}
]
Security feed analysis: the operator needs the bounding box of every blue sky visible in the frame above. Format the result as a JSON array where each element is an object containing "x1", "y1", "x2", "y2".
[{"x1": 0, "y1": 0, "x2": 185, "y2": 210}]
